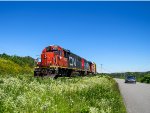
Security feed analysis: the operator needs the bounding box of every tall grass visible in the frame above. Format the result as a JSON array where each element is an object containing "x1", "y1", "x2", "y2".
[{"x1": 0, "y1": 75, "x2": 126, "y2": 113}]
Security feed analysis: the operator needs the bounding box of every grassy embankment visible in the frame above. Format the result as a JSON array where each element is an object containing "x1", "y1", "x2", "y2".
[
  {"x1": 0, "y1": 53, "x2": 34, "y2": 76},
  {"x1": 0, "y1": 53, "x2": 126, "y2": 113}
]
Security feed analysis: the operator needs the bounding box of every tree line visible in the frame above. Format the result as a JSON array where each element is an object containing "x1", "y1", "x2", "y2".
[{"x1": 0, "y1": 53, "x2": 35, "y2": 68}]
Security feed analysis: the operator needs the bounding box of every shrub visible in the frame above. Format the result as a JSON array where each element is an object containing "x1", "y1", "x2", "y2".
[
  {"x1": 0, "y1": 53, "x2": 34, "y2": 68},
  {"x1": 141, "y1": 74, "x2": 150, "y2": 83},
  {"x1": 0, "y1": 53, "x2": 34, "y2": 76},
  {"x1": 0, "y1": 58, "x2": 33, "y2": 77}
]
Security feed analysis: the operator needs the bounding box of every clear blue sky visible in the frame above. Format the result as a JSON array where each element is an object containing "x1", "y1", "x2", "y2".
[{"x1": 0, "y1": 2, "x2": 150, "y2": 73}]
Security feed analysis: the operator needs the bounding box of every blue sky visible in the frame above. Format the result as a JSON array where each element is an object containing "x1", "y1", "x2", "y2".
[{"x1": 0, "y1": 2, "x2": 150, "y2": 73}]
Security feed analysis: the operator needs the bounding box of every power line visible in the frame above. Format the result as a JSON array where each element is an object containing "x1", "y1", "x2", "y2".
[
  {"x1": 101, "y1": 64, "x2": 103, "y2": 73},
  {"x1": 97, "y1": 64, "x2": 113, "y2": 73}
]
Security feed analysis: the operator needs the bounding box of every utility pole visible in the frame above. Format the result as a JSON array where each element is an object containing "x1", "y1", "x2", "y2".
[{"x1": 101, "y1": 64, "x2": 103, "y2": 74}]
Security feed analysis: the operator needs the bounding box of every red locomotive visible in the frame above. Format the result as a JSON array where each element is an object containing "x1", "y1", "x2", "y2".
[{"x1": 34, "y1": 45, "x2": 96, "y2": 77}]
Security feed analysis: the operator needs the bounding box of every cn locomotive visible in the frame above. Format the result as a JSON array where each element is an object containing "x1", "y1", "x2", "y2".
[{"x1": 34, "y1": 45, "x2": 96, "y2": 77}]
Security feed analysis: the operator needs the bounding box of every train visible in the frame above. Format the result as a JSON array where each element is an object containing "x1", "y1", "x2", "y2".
[{"x1": 34, "y1": 45, "x2": 96, "y2": 78}]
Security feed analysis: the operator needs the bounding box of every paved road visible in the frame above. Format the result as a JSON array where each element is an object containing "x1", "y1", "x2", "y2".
[{"x1": 115, "y1": 79, "x2": 150, "y2": 113}]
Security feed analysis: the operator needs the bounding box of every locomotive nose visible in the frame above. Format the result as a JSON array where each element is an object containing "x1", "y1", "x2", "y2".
[{"x1": 41, "y1": 52, "x2": 54, "y2": 67}]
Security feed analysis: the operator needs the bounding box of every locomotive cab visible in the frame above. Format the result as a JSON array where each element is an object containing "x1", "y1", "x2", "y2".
[
  {"x1": 41, "y1": 46, "x2": 55, "y2": 67},
  {"x1": 40, "y1": 45, "x2": 68, "y2": 67}
]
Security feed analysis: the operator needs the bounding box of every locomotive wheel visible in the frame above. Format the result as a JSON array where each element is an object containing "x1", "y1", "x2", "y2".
[
  {"x1": 34, "y1": 71, "x2": 40, "y2": 77},
  {"x1": 79, "y1": 71, "x2": 85, "y2": 76},
  {"x1": 49, "y1": 74, "x2": 58, "y2": 79},
  {"x1": 45, "y1": 70, "x2": 58, "y2": 78},
  {"x1": 46, "y1": 68, "x2": 59, "y2": 79},
  {"x1": 34, "y1": 71, "x2": 37, "y2": 77},
  {"x1": 66, "y1": 69, "x2": 72, "y2": 77},
  {"x1": 59, "y1": 69, "x2": 68, "y2": 77}
]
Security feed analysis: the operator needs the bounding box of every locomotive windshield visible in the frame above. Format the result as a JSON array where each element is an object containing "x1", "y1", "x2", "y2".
[{"x1": 46, "y1": 46, "x2": 58, "y2": 52}]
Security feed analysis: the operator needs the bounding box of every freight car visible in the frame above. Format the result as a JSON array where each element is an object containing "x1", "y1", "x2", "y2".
[{"x1": 34, "y1": 45, "x2": 96, "y2": 77}]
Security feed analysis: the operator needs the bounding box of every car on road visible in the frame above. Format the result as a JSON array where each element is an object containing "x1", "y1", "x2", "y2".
[{"x1": 125, "y1": 76, "x2": 136, "y2": 83}]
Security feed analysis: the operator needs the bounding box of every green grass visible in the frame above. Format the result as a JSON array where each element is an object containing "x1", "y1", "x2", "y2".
[
  {"x1": 0, "y1": 53, "x2": 34, "y2": 68},
  {"x1": 0, "y1": 58, "x2": 33, "y2": 76},
  {"x1": 0, "y1": 53, "x2": 34, "y2": 76},
  {"x1": 0, "y1": 75, "x2": 126, "y2": 113}
]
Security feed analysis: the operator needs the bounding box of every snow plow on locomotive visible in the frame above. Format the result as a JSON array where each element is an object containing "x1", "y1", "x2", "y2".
[{"x1": 34, "y1": 45, "x2": 96, "y2": 77}]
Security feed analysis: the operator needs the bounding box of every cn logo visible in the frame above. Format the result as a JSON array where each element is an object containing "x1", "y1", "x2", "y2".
[{"x1": 69, "y1": 56, "x2": 76, "y2": 67}]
